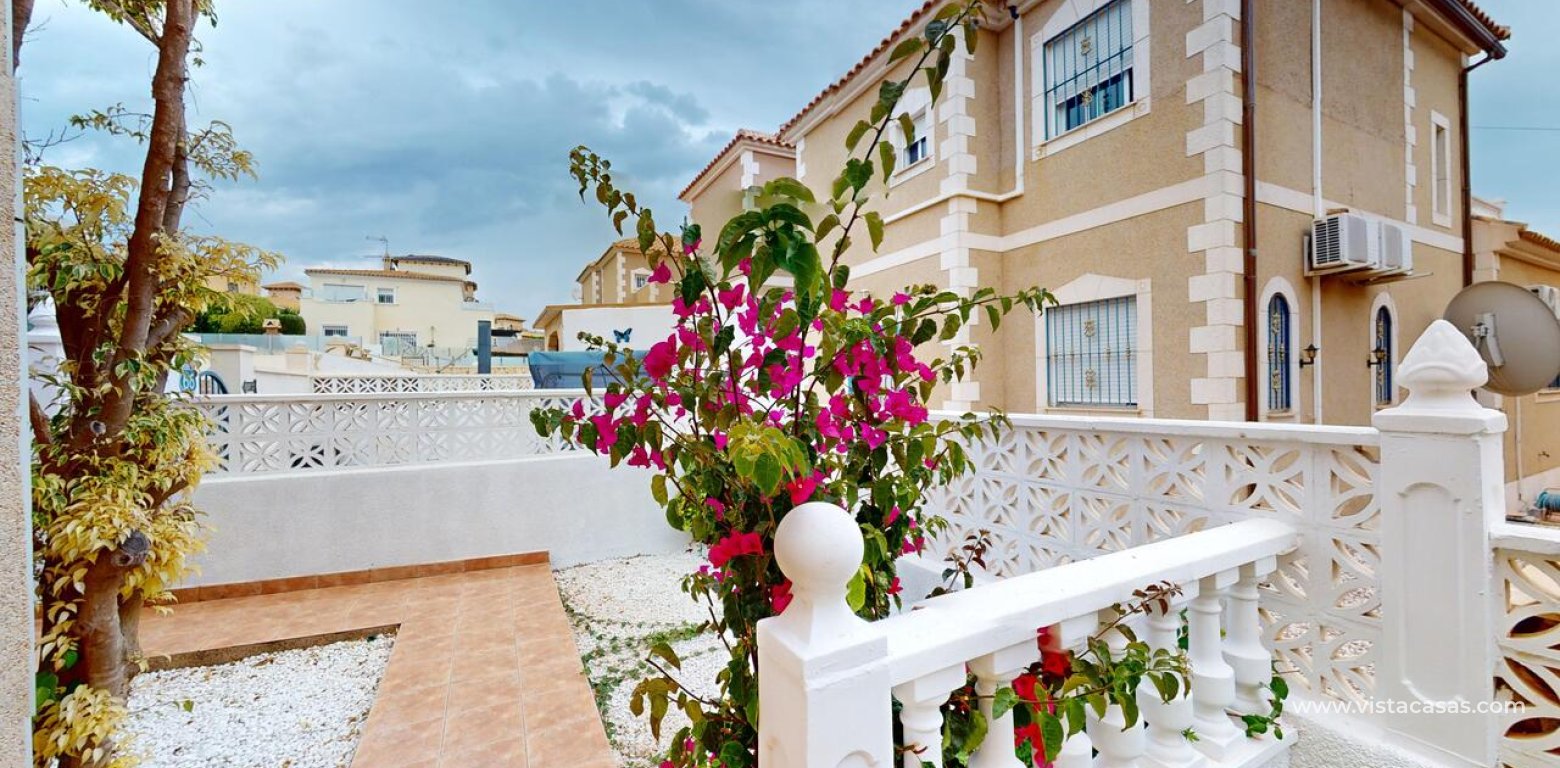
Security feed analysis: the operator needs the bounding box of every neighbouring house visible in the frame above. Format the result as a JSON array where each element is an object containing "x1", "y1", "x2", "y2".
[
  {"x1": 533, "y1": 238, "x2": 676, "y2": 351},
  {"x1": 1470, "y1": 197, "x2": 1560, "y2": 509},
  {"x1": 205, "y1": 273, "x2": 260, "y2": 295},
  {"x1": 494, "y1": 312, "x2": 527, "y2": 332},
  {"x1": 679, "y1": 1, "x2": 1521, "y2": 439},
  {"x1": 296, "y1": 254, "x2": 496, "y2": 355},
  {"x1": 262, "y1": 280, "x2": 304, "y2": 312}
]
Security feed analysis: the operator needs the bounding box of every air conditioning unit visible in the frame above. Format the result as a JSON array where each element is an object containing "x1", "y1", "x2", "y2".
[
  {"x1": 1530, "y1": 285, "x2": 1560, "y2": 320},
  {"x1": 1378, "y1": 221, "x2": 1413, "y2": 274},
  {"x1": 1309, "y1": 213, "x2": 1380, "y2": 273}
]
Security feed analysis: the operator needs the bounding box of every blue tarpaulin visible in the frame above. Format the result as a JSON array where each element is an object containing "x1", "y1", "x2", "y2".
[{"x1": 527, "y1": 350, "x2": 644, "y2": 389}]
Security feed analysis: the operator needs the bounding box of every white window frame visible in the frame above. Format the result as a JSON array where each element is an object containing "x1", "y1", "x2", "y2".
[
  {"x1": 1257, "y1": 277, "x2": 1301, "y2": 418},
  {"x1": 889, "y1": 88, "x2": 935, "y2": 187},
  {"x1": 1369, "y1": 292, "x2": 1401, "y2": 409},
  {"x1": 1032, "y1": 0, "x2": 1151, "y2": 158},
  {"x1": 631, "y1": 268, "x2": 652, "y2": 291},
  {"x1": 320, "y1": 283, "x2": 366, "y2": 303},
  {"x1": 322, "y1": 325, "x2": 349, "y2": 337},
  {"x1": 376, "y1": 287, "x2": 397, "y2": 304},
  {"x1": 1034, "y1": 273, "x2": 1154, "y2": 416},
  {"x1": 1430, "y1": 111, "x2": 1452, "y2": 228}
]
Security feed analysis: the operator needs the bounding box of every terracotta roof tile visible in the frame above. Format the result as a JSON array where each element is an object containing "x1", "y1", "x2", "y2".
[
  {"x1": 776, "y1": 0, "x2": 941, "y2": 141},
  {"x1": 1457, "y1": 0, "x2": 1510, "y2": 41},
  {"x1": 262, "y1": 281, "x2": 304, "y2": 290},
  {"x1": 678, "y1": 130, "x2": 795, "y2": 201}
]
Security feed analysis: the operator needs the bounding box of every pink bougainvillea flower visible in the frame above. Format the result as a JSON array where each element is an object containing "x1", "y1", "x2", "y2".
[
  {"x1": 570, "y1": 399, "x2": 586, "y2": 419},
  {"x1": 590, "y1": 413, "x2": 618, "y2": 451},
  {"x1": 787, "y1": 472, "x2": 823, "y2": 506},
  {"x1": 717, "y1": 283, "x2": 746, "y2": 311},
  {"x1": 892, "y1": 291, "x2": 911, "y2": 306},
  {"x1": 887, "y1": 576, "x2": 902, "y2": 596},
  {"x1": 706, "y1": 497, "x2": 726, "y2": 521},
  {"x1": 683, "y1": 238, "x2": 702, "y2": 255},
  {"x1": 770, "y1": 580, "x2": 794, "y2": 614},
  {"x1": 737, "y1": 256, "x2": 753, "y2": 275},
  {"x1": 712, "y1": 432, "x2": 728, "y2": 451},
  {"x1": 603, "y1": 391, "x2": 627, "y2": 411},
  {"x1": 709, "y1": 531, "x2": 764, "y2": 568},
  {"x1": 828, "y1": 288, "x2": 850, "y2": 312},
  {"x1": 647, "y1": 261, "x2": 673, "y2": 284},
  {"x1": 885, "y1": 505, "x2": 901, "y2": 525},
  {"x1": 644, "y1": 339, "x2": 678, "y2": 380}
]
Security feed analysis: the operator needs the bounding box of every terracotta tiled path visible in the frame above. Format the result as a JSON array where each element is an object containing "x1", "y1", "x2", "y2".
[{"x1": 140, "y1": 564, "x2": 614, "y2": 768}]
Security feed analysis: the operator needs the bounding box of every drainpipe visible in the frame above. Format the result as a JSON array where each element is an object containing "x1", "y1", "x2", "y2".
[
  {"x1": 1310, "y1": 0, "x2": 1324, "y2": 425},
  {"x1": 1241, "y1": 0, "x2": 1259, "y2": 421},
  {"x1": 1459, "y1": 53, "x2": 1496, "y2": 286},
  {"x1": 1010, "y1": 5, "x2": 1024, "y2": 196}
]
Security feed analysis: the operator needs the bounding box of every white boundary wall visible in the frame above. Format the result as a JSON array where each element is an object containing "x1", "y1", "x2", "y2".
[{"x1": 187, "y1": 453, "x2": 687, "y2": 586}]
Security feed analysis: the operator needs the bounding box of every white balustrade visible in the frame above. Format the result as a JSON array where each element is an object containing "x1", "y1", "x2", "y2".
[
  {"x1": 759, "y1": 504, "x2": 1297, "y2": 768},
  {"x1": 310, "y1": 372, "x2": 534, "y2": 393},
  {"x1": 1138, "y1": 595, "x2": 1204, "y2": 768},
  {"x1": 1086, "y1": 620, "x2": 1146, "y2": 768},
  {"x1": 190, "y1": 389, "x2": 587, "y2": 475}
]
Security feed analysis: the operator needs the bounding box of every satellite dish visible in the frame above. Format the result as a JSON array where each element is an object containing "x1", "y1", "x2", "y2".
[{"x1": 1442, "y1": 282, "x2": 1560, "y2": 396}]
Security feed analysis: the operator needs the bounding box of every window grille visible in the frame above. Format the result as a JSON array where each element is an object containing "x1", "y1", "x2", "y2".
[
  {"x1": 1374, "y1": 306, "x2": 1394, "y2": 405},
  {"x1": 322, "y1": 325, "x2": 349, "y2": 337},
  {"x1": 1043, "y1": 0, "x2": 1134, "y2": 139},
  {"x1": 376, "y1": 287, "x2": 396, "y2": 304},
  {"x1": 1267, "y1": 295, "x2": 1292, "y2": 411},
  {"x1": 1046, "y1": 296, "x2": 1137, "y2": 407},
  {"x1": 380, "y1": 332, "x2": 419, "y2": 356}
]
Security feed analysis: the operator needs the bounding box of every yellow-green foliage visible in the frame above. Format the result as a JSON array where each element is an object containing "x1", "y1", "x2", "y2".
[{"x1": 27, "y1": 162, "x2": 277, "y2": 766}]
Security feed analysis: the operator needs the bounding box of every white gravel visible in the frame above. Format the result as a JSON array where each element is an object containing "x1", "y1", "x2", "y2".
[
  {"x1": 555, "y1": 551, "x2": 726, "y2": 768},
  {"x1": 123, "y1": 634, "x2": 394, "y2": 768}
]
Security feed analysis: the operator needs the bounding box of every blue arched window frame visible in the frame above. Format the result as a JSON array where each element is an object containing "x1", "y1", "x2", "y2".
[
  {"x1": 1266, "y1": 295, "x2": 1292, "y2": 412},
  {"x1": 1374, "y1": 306, "x2": 1394, "y2": 406}
]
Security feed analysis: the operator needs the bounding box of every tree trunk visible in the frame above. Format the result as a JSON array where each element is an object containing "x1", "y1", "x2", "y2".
[
  {"x1": 118, "y1": 593, "x2": 144, "y2": 675},
  {"x1": 11, "y1": 0, "x2": 35, "y2": 71},
  {"x1": 73, "y1": 557, "x2": 134, "y2": 699}
]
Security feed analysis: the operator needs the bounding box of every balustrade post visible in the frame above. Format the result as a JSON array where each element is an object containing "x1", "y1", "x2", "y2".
[
  {"x1": 758, "y1": 502, "x2": 893, "y2": 768},
  {"x1": 1138, "y1": 590, "x2": 1205, "y2": 768},
  {"x1": 894, "y1": 664, "x2": 965, "y2": 768},
  {"x1": 1223, "y1": 557, "x2": 1276, "y2": 715},
  {"x1": 1049, "y1": 615, "x2": 1099, "y2": 768},
  {"x1": 1088, "y1": 615, "x2": 1147, "y2": 768},
  {"x1": 1371, "y1": 320, "x2": 1505, "y2": 767},
  {"x1": 969, "y1": 641, "x2": 1040, "y2": 768},
  {"x1": 1188, "y1": 570, "x2": 1241, "y2": 758}
]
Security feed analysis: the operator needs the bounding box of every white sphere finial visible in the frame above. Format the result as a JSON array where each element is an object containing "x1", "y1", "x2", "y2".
[{"x1": 774, "y1": 501, "x2": 863, "y2": 597}]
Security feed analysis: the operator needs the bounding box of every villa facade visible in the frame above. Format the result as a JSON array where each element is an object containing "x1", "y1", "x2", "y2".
[
  {"x1": 678, "y1": 0, "x2": 1560, "y2": 503},
  {"x1": 294, "y1": 254, "x2": 498, "y2": 354}
]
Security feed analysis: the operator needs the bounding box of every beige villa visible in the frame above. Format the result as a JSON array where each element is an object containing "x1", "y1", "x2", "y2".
[
  {"x1": 293, "y1": 254, "x2": 498, "y2": 353},
  {"x1": 675, "y1": 1, "x2": 1560, "y2": 502},
  {"x1": 534, "y1": 238, "x2": 676, "y2": 351}
]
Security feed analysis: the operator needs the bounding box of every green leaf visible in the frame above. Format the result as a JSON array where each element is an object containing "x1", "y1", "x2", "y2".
[
  {"x1": 581, "y1": 365, "x2": 594, "y2": 398},
  {"x1": 1040, "y1": 710, "x2": 1065, "y2": 762},
  {"x1": 992, "y1": 686, "x2": 1019, "y2": 719},
  {"x1": 1270, "y1": 676, "x2": 1289, "y2": 700},
  {"x1": 898, "y1": 112, "x2": 916, "y2": 145},
  {"x1": 846, "y1": 567, "x2": 867, "y2": 611},
  {"x1": 180, "y1": 699, "x2": 194, "y2": 713},
  {"x1": 651, "y1": 474, "x2": 668, "y2": 506},
  {"x1": 846, "y1": 119, "x2": 872, "y2": 152},
  {"x1": 754, "y1": 454, "x2": 782, "y2": 496},
  {"x1": 878, "y1": 140, "x2": 896, "y2": 181},
  {"x1": 815, "y1": 213, "x2": 840, "y2": 243},
  {"x1": 649, "y1": 641, "x2": 682, "y2": 670},
  {"x1": 865, "y1": 211, "x2": 885, "y2": 251},
  {"x1": 887, "y1": 36, "x2": 923, "y2": 66}
]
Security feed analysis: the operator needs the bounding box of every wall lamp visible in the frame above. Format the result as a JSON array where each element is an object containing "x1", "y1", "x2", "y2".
[
  {"x1": 1366, "y1": 346, "x2": 1388, "y2": 368},
  {"x1": 1298, "y1": 344, "x2": 1319, "y2": 368}
]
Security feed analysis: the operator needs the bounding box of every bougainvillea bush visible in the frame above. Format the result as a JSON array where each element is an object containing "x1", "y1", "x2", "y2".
[{"x1": 533, "y1": 2, "x2": 1217, "y2": 766}]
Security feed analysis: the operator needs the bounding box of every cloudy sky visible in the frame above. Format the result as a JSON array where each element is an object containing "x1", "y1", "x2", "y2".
[{"x1": 16, "y1": 1, "x2": 1557, "y2": 322}]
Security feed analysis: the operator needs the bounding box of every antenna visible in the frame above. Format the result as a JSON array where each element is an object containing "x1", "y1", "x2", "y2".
[
  {"x1": 365, "y1": 235, "x2": 390, "y2": 257},
  {"x1": 1443, "y1": 282, "x2": 1560, "y2": 396}
]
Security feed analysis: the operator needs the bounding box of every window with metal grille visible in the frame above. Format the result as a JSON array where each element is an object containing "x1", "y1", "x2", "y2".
[
  {"x1": 1267, "y1": 294, "x2": 1292, "y2": 412},
  {"x1": 1374, "y1": 306, "x2": 1394, "y2": 405},
  {"x1": 1046, "y1": 296, "x2": 1137, "y2": 407},
  {"x1": 1042, "y1": 0, "x2": 1134, "y2": 139}
]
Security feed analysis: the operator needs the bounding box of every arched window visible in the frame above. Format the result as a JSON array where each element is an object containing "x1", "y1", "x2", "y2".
[
  {"x1": 1374, "y1": 306, "x2": 1394, "y2": 405},
  {"x1": 1267, "y1": 294, "x2": 1292, "y2": 412}
]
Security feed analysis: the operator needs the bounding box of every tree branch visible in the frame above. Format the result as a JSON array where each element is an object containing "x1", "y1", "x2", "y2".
[{"x1": 29, "y1": 391, "x2": 52, "y2": 447}]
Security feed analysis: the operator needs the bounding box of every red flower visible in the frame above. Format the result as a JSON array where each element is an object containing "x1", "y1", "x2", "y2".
[
  {"x1": 786, "y1": 472, "x2": 822, "y2": 506},
  {"x1": 648, "y1": 262, "x2": 672, "y2": 284},
  {"x1": 770, "y1": 580, "x2": 793, "y2": 613},
  {"x1": 709, "y1": 531, "x2": 763, "y2": 568},
  {"x1": 1013, "y1": 672, "x2": 1040, "y2": 703},
  {"x1": 644, "y1": 339, "x2": 678, "y2": 380}
]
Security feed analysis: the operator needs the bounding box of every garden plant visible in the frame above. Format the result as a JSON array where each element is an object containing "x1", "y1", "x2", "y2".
[{"x1": 529, "y1": 3, "x2": 1245, "y2": 765}]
